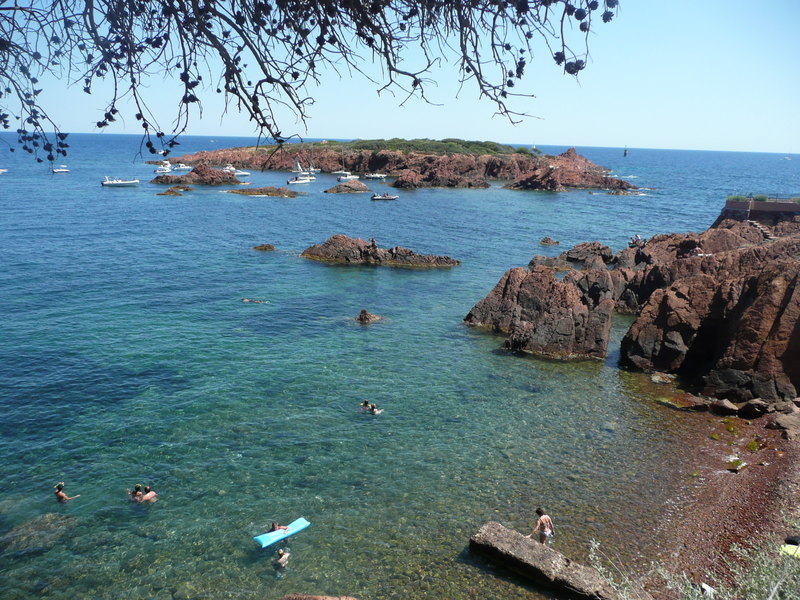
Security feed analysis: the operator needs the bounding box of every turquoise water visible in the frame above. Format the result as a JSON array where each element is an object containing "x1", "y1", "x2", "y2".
[{"x1": 1, "y1": 135, "x2": 799, "y2": 599}]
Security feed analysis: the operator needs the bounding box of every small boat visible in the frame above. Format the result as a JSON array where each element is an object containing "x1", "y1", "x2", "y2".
[
  {"x1": 223, "y1": 163, "x2": 250, "y2": 177},
  {"x1": 287, "y1": 175, "x2": 314, "y2": 184},
  {"x1": 364, "y1": 172, "x2": 387, "y2": 180},
  {"x1": 0, "y1": 168, "x2": 7, "y2": 174},
  {"x1": 337, "y1": 172, "x2": 360, "y2": 182},
  {"x1": 331, "y1": 169, "x2": 349, "y2": 176},
  {"x1": 171, "y1": 163, "x2": 192, "y2": 171},
  {"x1": 101, "y1": 176, "x2": 140, "y2": 187},
  {"x1": 371, "y1": 193, "x2": 399, "y2": 201},
  {"x1": 154, "y1": 160, "x2": 172, "y2": 174},
  {"x1": 52, "y1": 164, "x2": 70, "y2": 173}
]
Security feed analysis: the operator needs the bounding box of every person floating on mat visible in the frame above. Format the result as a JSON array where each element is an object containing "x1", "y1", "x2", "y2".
[
  {"x1": 269, "y1": 521, "x2": 289, "y2": 533},
  {"x1": 527, "y1": 507, "x2": 555, "y2": 544}
]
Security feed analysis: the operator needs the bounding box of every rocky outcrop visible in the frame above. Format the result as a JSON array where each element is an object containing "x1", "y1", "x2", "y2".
[
  {"x1": 253, "y1": 244, "x2": 276, "y2": 251},
  {"x1": 301, "y1": 235, "x2": 460, "y2": 268},
  {"x1": 172, "y1": 145, "x2": 634, "y2": 191},
  {"x1": 540, "y1": 236, "x2": 560, "y2": 245},
  {"x1": 151, "y1": 164, "x2": 241, "y2": 185},
  {"x1": 469, "y1": 522, "x2": 622, "y2": 600},
  {"x1": 324, "y1": 180, "x2": 371, "y2": 193},
  {"x1": 504, "y1": 148, "x2": 636, "y2": 192},
  {"x1": 229, "y1": 186, "x2": 298, "y2": 197},
  {"x1": 464, "y1": 266, "x2": 614, "y2": 360}
]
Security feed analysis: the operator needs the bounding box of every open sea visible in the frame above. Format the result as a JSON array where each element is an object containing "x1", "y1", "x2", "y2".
[{"x1": 1, "y1": 134, "x2": 798, "y2": 600}]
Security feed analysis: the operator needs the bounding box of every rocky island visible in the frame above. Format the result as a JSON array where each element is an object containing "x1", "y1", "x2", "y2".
[
  {"x1": 301, "y1": 234, "x2": 460, "y2": 268},
  {"x1": 167, "y1": 138, "x2": 635, "y2": 191}
]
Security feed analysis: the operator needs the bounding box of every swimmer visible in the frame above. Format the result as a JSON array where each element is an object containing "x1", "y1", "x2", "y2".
[
  {"x1": 54, "y1": 482, "x2": 80, "y2": 504},
  {"x1": 242, "y1": 298, "x2": 267, "y2": 303},
  {"x1": 360, "y1": 400, "x2": 370, "y2": 411},
  {"x1": 269, "y1": 521, "x2": 289, "y2": 533},
  {"x1": 369, "y1": 403, "x2": 382, "y2": 415},
  {"x1": 127, "y1": 483, "x2": 143, "y2": 502},
  {"x1": 141, "y1": 485, "x2": 158, "y2": 503},
  {"x1": 273, "y1": 548, "x2": 290, "y2": 568}
]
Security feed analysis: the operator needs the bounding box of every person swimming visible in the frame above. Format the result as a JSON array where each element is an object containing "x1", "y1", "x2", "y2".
[
  {"x1": 54, "y1": 482, "x2": 80, "y2": 503},
  {"x1": 141, "y1": 485, "x2": 158, "y2": 503},
  {"x1": 369, "y1": 403, "x2": 382, "y2": 415},
  {"x1": 128, "y1": 483, "x2": 143, "y2": 502},
  {"x1": 360, "y1": 400, "x2": 370, "y2": 411}
]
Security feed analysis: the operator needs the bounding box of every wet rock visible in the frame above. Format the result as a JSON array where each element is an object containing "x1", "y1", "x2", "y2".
[
  {"x1": 469, "y1": 521, "x2": 625, "y2": 600},
  {"x1": 738, "y1": 398, "x2": 770, "y2": 419},
  {"x1": 650, "y1": 372, "x2": 674, "y2": 385},
  {"x1": 540, "y1": 236, "x2": 560, "y2": 245},
  {"x1": 229, "y1": 186, "x2": 298, "y2": 197},
  {"x1": 710, "y1": 399, "x2": 740, "y2": 415},
  {"x1": 253, "y1": 244, "x2": 276, "y2": 251},
  {"x1": 301, "y1": 235, "x2": 460, "y2": 268}
]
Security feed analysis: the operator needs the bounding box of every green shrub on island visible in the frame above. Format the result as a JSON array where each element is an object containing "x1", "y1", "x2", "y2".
[{"x1": 316, "y1": 138, "x2": 537, "y2": 156}]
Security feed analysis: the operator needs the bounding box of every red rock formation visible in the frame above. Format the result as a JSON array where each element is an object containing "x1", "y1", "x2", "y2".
[
  {"x1": 504, "y1": 148, "x2": 636, "y2": 192},
  {"x1": 301, "y1": 234, "x2": 460, "y2": 268},
  {"x1": 464, "y1": 266, "x2": 614, "y2": 360},
  {"x1": 150, "y1": 164, "x2": 241, "y2": 185},
  {"x1": 170, "y1": 145, "x2": 635, "y2": 191},
  {"x1": 323, "y1": 180, "x2": 371, "y2": 193}
]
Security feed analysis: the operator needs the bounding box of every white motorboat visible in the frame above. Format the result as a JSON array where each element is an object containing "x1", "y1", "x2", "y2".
[
  {"x1": 52, "y1": 164, "x2": 70, "y2": 173},
  {"x1": 287, "y1": 175, "x2": 314, "y2": 184},
  {"x1": 101, "y1": 176, "x2": 140, "y2": 187},
  {"x1": 223, "y1": 163, "x2": 250, "y2": 176},
  {"x1": 154, "y1": 160, "x2": 172, "y2": 174},
  {"x1": 0, "y1": 168, "x2": 7, "y2": 174},
  {"x1": 364, "y1": 172, "x2": 387, "y2": 180},
  {"x1": 171, "y1": 163, "x2": 192, "y2": 171},
  {"x1": 337, "y1": 172, "x2": 360, "y2": 182},
  {"x1": 371, "y1": 193, "x2": 399, "y2": 201}
]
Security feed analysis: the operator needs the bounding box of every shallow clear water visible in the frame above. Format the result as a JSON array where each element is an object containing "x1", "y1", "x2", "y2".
[{"x1": 1, "y1": 136, "x2": 798, "y2": 599}]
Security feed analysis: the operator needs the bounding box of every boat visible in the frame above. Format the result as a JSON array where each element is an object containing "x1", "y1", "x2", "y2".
[
  {"x1": 52, "y1": 165, "x2": 70, "y2": 173},
  {"x1": 223, "y1": 163, "x2": 250, "y2": 177},
  {"x1": 287, "y1": 175, "x2": 314, "y2": 184},
  {"x1": 364, "y1": 172, "x2": 387, "y2": 180},
  {"x1": 0, "y1": 168, "x2": 7, "y2": 174},
  {"x1": 371, "y1": 193, "x2": 399, "y2": 201},
  {"x1": 337, "y1": 172, "x2": 360, "y2": 182},
  {"x1": 154, "y1": 160, "x2": 172, "y2": 174},
  {"x1": 101, "y1": 176, "x2": 140, "y2": 187},
  {"x1": 171, "y1": 163, "x2": 192, "y2": 171}
]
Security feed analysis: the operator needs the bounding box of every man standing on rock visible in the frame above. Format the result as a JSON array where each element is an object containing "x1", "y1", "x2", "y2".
[{"x1": 527, "y1": 507, "x2": 554, "y2": 544}]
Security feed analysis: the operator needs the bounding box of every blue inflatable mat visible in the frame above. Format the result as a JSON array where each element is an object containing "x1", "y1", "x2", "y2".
[{"x1": 254, "y1": 517, "x2": 310, "y2": 548}]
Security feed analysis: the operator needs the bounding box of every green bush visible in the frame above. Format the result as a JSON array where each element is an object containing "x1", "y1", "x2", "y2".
[{"x1": 308, "y1": 138, "x2": 534, "y2": 156}]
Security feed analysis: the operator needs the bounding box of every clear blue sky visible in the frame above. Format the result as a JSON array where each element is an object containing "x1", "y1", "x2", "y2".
[{"x1": 43, "y1": 1, "x2": 800, "y2": 153}]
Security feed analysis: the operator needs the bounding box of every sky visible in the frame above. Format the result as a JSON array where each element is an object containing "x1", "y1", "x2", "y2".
[{"x1": 36, "y1": 1, "x2": 800, "y2": 153}]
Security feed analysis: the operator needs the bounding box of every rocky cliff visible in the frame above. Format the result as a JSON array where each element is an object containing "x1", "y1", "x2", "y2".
[
  {"x1": 170, "y1": 145, "x2": 635, "y2": 191},
  {"x1": 467, "y1": 211, "x2": 800, "y2": 403}
]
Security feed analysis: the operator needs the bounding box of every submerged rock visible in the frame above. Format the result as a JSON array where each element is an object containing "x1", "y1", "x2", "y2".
[
  {"x1": 253, "y1": 244, "x2": 276, "y2": 251},
  {"x1": 301, "y1": 234, "x2": 460, "y2": 268},
  {"x1": 469, "y1": 521, "x2": 624, "y2": 600},
  {"x1": 0, "y1": 513, "x2": 77, "y2": 558}
]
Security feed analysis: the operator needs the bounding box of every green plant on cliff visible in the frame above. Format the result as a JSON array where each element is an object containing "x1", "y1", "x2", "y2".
[
  {"x1": 322, "y1": 138, "x2": 535, "y2": 155},
  {"x1": 1, "y1": 1, "x2": 620, "y2": 162}
]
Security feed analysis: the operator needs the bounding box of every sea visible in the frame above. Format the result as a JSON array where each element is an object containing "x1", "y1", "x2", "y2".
[{"x1": 1, "y1": 133, "x2": 798, "y2": 600}]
